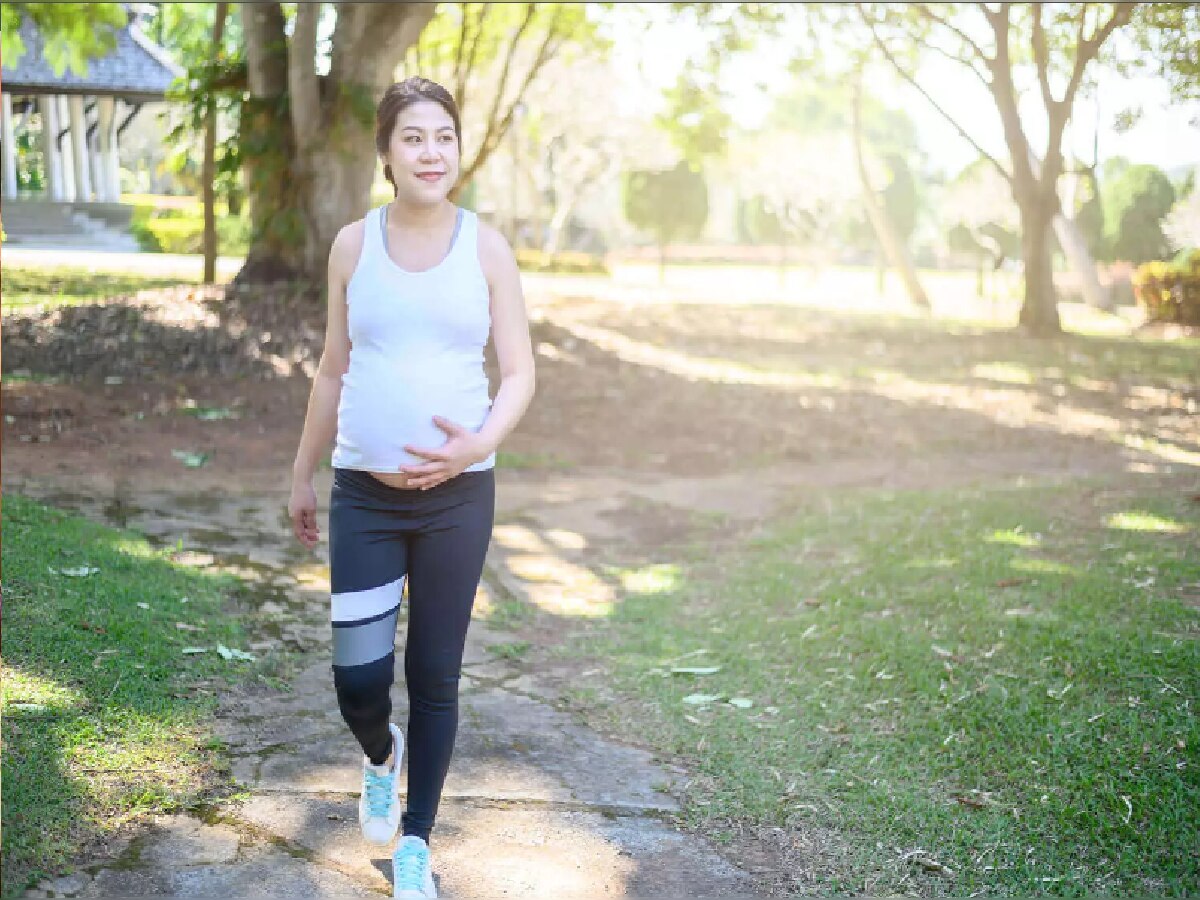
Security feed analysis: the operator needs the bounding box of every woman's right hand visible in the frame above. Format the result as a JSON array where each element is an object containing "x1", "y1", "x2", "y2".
[{"x1": 288, "y1": 480, "x2": 320, "y2": 549}]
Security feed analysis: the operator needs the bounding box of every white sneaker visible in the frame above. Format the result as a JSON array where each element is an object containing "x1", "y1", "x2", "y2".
[
  {"x1": 359, "y1": 722, "x2": 404, "y2": 845},
  {"x1": 393, "y1": 835, "x2": 437, "y2": 898}
]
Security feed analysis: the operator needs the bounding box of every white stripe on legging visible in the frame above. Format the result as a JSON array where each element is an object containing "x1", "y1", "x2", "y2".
[{"x1": 331, "y1": 575, "x2": 406, "y2": 624}]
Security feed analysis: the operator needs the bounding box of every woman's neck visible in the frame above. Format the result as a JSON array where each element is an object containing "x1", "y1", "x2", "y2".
[{"x1": 386, "y1": 197, "x2": 455, "y2": 231}]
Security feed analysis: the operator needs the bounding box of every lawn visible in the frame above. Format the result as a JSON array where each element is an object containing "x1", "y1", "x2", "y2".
[
  {"x1": 1, "y1": 266, "x2": 201, "y2": 310},
  {"x1": 1, "y1": 496, "x2": 274, "y2": 897},
  {"x1": 559, "y1": 474, "x2": 1200, "y2": 895}
]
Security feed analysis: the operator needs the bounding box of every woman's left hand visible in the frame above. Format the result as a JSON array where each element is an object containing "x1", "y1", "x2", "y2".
[{"x1": 400, "y1": 416, "x2": 491, "y2": 489}]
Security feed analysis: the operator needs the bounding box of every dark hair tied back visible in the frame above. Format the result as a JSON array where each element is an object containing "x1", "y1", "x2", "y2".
[{"x1": 375, "y1": 76, "x2": 462, "y2": 198}]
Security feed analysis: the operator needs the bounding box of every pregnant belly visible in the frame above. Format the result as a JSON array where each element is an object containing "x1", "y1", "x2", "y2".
[{"x1": 338, "y1": 375, "x2": 490, "y2": 470}]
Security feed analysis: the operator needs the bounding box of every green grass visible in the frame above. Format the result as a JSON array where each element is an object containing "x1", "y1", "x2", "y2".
[
  {"x1": 562, "y1": 476, "x2": 1200, "y2": 895},
  {"x1": 495, "y1": 450, "x2": 573, "y2": 470},
  {"x1": 1, "y1": 267, "x2": 198, "y2": 310},
  {"x1": 0, "y1": 496, "x2": 272, "y2": 896}
]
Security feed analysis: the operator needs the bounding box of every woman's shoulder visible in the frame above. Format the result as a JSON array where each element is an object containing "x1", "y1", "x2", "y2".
[
  {"x1": 472, "y1": 215, "x2": 517, "y2": 280},
  {"x1": 329, "y1": 214, "x2": 372, "y2": 283}
]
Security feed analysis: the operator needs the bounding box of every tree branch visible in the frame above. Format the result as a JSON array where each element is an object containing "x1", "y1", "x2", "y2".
[
  {"x1": 470, "y1": 3, "x2": 535, "y2": 164},
  {"x1": 923, "y1": 38, "x2": 992, "y2": 87},
  {"x1": 456, "y1": 4, "x2": 493, "y2": 117},
  {"x1": 859, "y1": 6, "x2": 1011, "y2": 184},
  {"x1": 1031, "y1": 4, "x2": 1057, "y2": 112},
  {"x1": 1062, "y1": 2, "x2": 1135, "y2": 113},
  {"x1": 914, "y1": 3, "x2": 991, "y2": 66},
  {"x1": 241, "y1": 2, "x2": 288, "y2": 97},
  {"x1": 288, "y1": 1, "x2": 321, "y2": 153},
  {"x1": 460, "y1": 4, "x2": 568, "y2": 190}
]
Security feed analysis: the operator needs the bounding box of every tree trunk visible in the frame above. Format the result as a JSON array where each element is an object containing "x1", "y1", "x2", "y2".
[
  {"x1": 202, "y1": 2, "x2": 228, "y2": 285},
  {"x1": 236, "y1": 2, "x2": 436, "y2": 285},
  {"x1": 1053, "y1": 212, "x2": 1111, "y2": 310},
  {"x1": 852, "y1": 70, "x2": 930, "y2": 310},
  {"x1": 1017, "y1": 200, "x2": 1062, "y2": 335}
]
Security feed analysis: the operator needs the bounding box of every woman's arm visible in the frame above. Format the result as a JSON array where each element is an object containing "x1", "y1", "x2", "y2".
[
  {"x1": 474, "y1": 222, "x2": 536, "y2": 457},
  {"x1": 287, "y1": 221, "x2": 360, "y2": 546},
  {"x1": 400, "y1": 221, "x2": 535, "y2": 489}
]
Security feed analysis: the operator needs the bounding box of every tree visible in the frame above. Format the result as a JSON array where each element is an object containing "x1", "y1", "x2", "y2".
[
  {"x1": 856, "y1": 3, "x2": 1137, "y2": 336},
  {"x1": 233, "y1": 3, "x2": 436, "y2": 284},
  {"x1": 939, "y1": 158, "x2": 1021, "y2": 297},
  {"x1": 1, "y1": 3, "x2": 125, "y2": 75},
  {"x1": 852, "y1": 68, "x2": 929, "y2": 308},
  {"x1": 202, "y1": 3, "x2": 229, "y2": 284},
  {"x1": 1163, "y1": 167, "x2": 1200, "y2": 250},
  {"x1": 404, "y1": 3, "x2": 602, "y2": 205},
  {"x1": 622, "y1": 161, "x2": 708, "y2": 282},
  {"x1": 1100, "y1": 161, "x2": 1177, "y2": 263}
]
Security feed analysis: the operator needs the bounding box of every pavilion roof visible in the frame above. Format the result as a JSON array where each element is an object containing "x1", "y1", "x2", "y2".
[{"x1": 1, "y1": 11, "x2": 183, "y2": 102}]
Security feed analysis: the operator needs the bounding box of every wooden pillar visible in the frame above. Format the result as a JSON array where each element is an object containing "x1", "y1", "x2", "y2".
[
  {"x1": 97, "y1": 97, "x2": 120, "y2": 201},
  {"x1": 55, "y1": 97, "x2": 75, "y2": 200},
  {"x1": 68, "y1": 94, "x2": 92, "y2": 201},
  {"x1": 38, "y1": 96, "x2": 62, "y2": 199}
]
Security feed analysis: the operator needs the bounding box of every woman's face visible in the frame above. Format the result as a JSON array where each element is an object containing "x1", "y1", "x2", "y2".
[{"x1": 383, "y1": 100, "x2": 460, "y2": 204}]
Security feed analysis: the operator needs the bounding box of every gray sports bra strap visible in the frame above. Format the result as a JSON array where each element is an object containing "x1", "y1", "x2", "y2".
[{"x1": 380, "y1": 205, "x2": 464, "y2": 258}]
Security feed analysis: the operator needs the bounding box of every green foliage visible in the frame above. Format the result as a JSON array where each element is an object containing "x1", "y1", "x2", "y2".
[
  {"x1": 622, "y1": 161, "x2": 709, "y2": 250},
  {"x1": 655, "y1": 61, "x2": 733, "y2": 164},
  {"x1": 514, "y1": 248, "x2": 608, "y2": 275},
  {"x1": 155, "y1": 3, "x2": 247, "y2": 213},
  {"x1": 129, "y1": 213, "x2": 250, "y2": 256},
  {"x1": 1132, "y1": 248, "x2": 1200, "y2": 324},
  {"x1": 0, "y1": 2, "x2": 125, "y2": 75},
  {"x1": 1128, "y1": 3, "x2": 1200, "y2": 102},
  {"x1": 1101, "y1": 161, "x2": 1177, "y2": 264}
]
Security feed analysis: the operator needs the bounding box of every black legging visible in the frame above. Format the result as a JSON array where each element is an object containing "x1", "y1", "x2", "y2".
[{"x1": 328, "y1": 466, "x2": 495, "y2": 846}]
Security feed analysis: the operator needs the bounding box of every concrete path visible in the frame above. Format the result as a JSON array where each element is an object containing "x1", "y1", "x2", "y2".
[{"x1": 12, "y1": 472, "x2": 756, "y2": 899}]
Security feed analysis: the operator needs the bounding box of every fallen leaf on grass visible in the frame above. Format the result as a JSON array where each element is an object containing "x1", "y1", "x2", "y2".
[
  {"x1": 995, "y1": 578, "x2": 1027, "y2": 588},
  {"x1": 175, "y1": 622, "x2": 202, "y2": 632},
  {"x1": 136, "y1": 602, "x2": 150, "y2": 610},
  {"x1": 901, "y1": 850, "x2": 955, "y2": 877},
  {"x1": 183, "y1": 406, "x2": 240, "y2": 421},
  {"x1": 951, "y1": 794, "x2": 990, "y2": 809},
  {"x1": 78, "y1": 620, "x2": 106, "y2": 634},
  {"x1": 171, "y1": 450, "x2": 211, "y2": 468},
  {"x1": 216, "y1": 644, "x2": 256, "y2": 661},
  {"x1": 728, "y1": 697, "x2": 754, "y2": 708},
  {"x1": 50, "y1": 566, "x2": 99, "y2": 577},
  {"x1": 682, "y1": 693, "x2": 722, "y2": 705},
  {"x1": 1005, "y1": 606, "x2": 1036, "y2": 617},
  {"x1": 181, "y1": 647, "x2": 208, "y2": 655},
  {"x1": 671, "y1": 665, "x2": 721, "y2": 675}
]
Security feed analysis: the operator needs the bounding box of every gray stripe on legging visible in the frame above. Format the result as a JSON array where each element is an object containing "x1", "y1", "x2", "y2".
[{"x1": 332, "y1": 607, "x2": 400, "y2": 667}]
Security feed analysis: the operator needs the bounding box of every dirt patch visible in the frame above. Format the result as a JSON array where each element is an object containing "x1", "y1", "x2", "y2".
[{"x1": 6, "y1": 289, "x2": 1194, "y2": 491}]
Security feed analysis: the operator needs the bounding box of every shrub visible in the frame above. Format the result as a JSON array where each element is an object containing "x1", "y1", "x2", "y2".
[
  {"x1": 1132, "y1": 248, "x2": 1200, "y2": 324},
  {"x1": 514, "y1": 248, "x2": 608, "y2": 275},
  {"x1": 130, "y1": 214, "x2": 250, "y2": 256}
]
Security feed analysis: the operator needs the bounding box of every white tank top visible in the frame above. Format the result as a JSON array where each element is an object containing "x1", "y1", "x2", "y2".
[{"x1": 332, "y1": 204, "x2": 495, "y2": 473}]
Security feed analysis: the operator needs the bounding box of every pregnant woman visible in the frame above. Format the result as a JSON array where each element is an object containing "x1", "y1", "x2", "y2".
[{"x1": 287, "y1": 76, "x2": 535, "y2": 899}]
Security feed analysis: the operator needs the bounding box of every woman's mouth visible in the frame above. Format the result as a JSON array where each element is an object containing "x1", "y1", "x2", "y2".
[{"x1": 416, "y1": 172, "x2": 445, "y2": 183}]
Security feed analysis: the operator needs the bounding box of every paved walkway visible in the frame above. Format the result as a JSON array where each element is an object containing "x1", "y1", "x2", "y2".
[{"x1": 12, "y1": 471, "x2": 756, "y2": 899}]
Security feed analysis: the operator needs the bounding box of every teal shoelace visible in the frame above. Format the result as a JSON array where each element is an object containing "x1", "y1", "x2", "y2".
[
  {"x1": 363, "y1": 767, "x2": 395, "y2": 818},
  {"x1": 393, "y1": 840, "x2": 429, "y2": 892}
]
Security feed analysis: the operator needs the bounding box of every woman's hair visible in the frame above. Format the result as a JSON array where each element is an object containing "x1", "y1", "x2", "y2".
[{"x1": 375, "y1": 76, "x2": 462, "y2": 197}]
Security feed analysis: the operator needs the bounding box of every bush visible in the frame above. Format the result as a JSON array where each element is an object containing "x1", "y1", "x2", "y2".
[
  {"x1": 1132, "y1": 248, "x2": 1200, "y2": 324},
  {"x1": 514, "y1": 248, "x2": 608, "y2": 275},
  {"x1": 130, "y1": 214, "x2": 250, "y2": 256}
]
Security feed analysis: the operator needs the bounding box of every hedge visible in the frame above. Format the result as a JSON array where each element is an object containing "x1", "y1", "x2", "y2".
[{"x1": 1132, "y1": 248, "x2": 1200, "y2": 325}]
